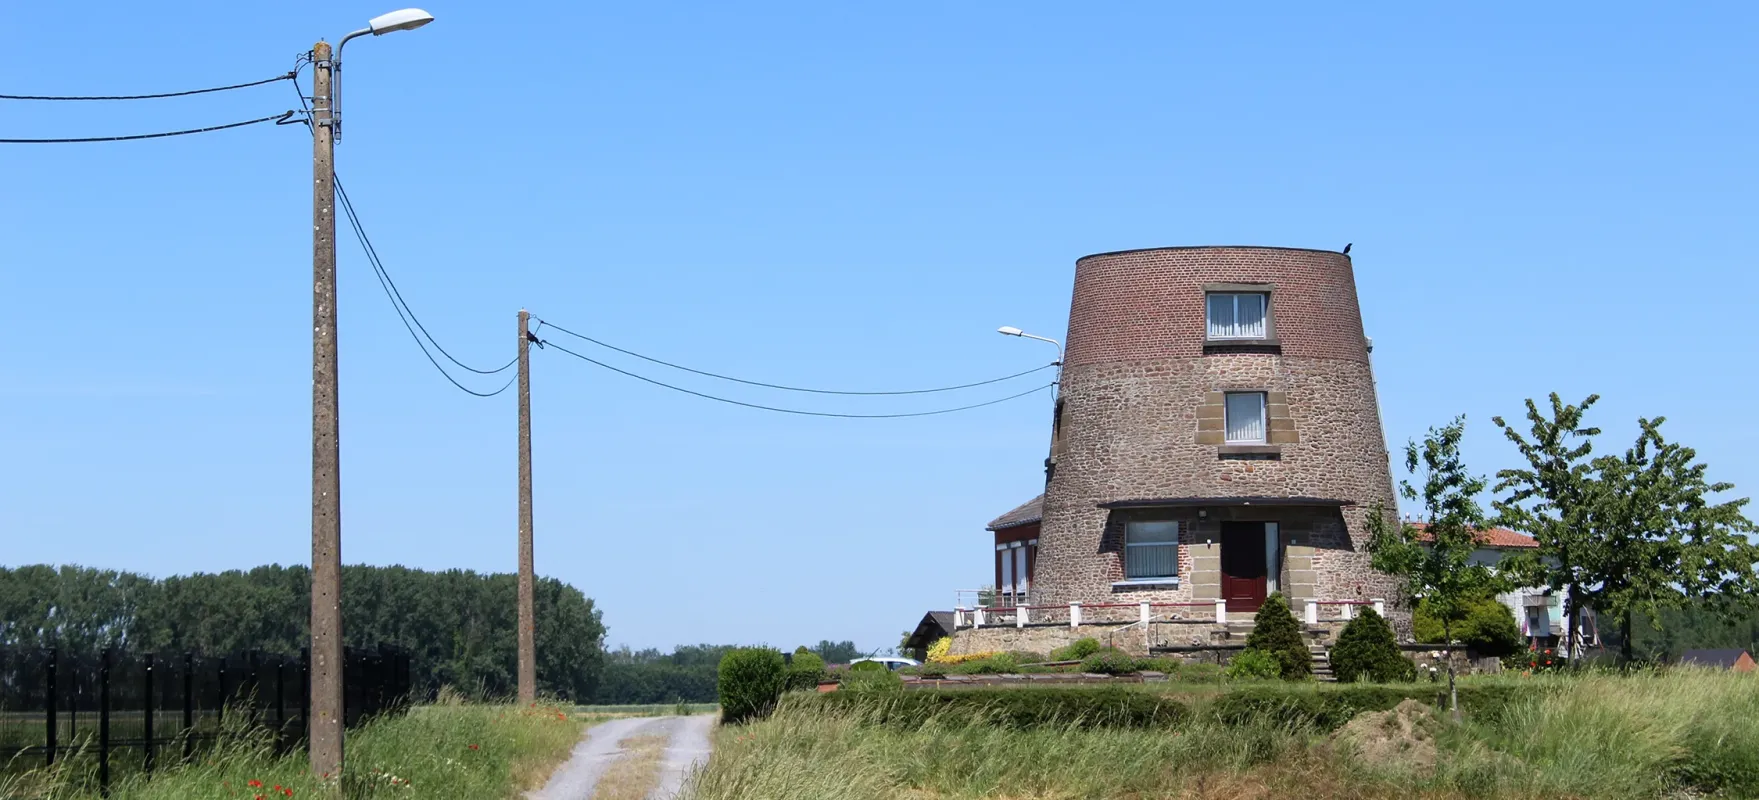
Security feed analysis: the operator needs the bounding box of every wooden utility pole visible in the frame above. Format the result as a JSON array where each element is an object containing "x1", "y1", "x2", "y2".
[
  {"x1": 516, "y1": 310, "x2": 537, "y2": 703},
  {"x1": 308, "y1": 39, "x2": 346, "y2": 780}
]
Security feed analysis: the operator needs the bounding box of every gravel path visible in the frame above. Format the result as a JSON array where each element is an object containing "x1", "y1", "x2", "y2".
[
  {"x1": 647, "y1": 715, "x2": 715, "y2": 799},
  {"x1": 526, "y1": 715, "x2": 715, "y2": 800}
]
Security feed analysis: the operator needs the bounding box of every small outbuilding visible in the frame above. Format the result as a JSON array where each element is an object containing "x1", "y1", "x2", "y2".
[
  {"x1": 899, "y1": 611, "x2": 957, "y2": 661},
  {"x1": 1677, "y1": 648, "x2": 1756, "y2": 673}
]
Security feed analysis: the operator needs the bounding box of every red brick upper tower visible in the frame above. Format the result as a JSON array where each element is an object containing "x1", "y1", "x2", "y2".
[{"x1": 1035, "y1": 246, "x2": 1402, "y2": 621}]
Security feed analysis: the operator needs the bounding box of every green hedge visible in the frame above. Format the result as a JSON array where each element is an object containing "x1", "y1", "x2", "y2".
[
  {"x1": 815, "y1": 687, "x2": 1190, "y2": 730},
  {"x1": 1208, "y1": 683, "x2": 1537, "y2": 731},
  {"x1": 717, "y1": 647, "x2": 786, "y2": 724}
]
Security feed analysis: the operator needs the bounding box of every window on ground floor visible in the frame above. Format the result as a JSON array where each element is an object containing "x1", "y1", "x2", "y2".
[{"x1": 1125, "y1": 520, "x2": 1179, "y2": 580}]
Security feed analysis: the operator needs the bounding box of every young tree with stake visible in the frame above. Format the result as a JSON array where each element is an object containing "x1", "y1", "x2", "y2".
[
  {"x1": 1367, "y1": 417, "x2": 1507, "y2": 718},
  {"x1": 1491, "y1": 393, "x2": 1605, "y2": 659}
]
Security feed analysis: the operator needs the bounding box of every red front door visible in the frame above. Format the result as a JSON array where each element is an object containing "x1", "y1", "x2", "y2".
[{"x1": 1220, "y1": 521, "x2": 1267, "y2": 612}]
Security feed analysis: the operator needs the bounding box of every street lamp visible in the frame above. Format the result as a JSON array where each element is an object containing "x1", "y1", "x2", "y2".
[
  {"x1": 333, "y1": 8, "x2": 433, "y2": 142},
  {"x1": 307, "y1": 9, "x2": 433, "y2": 781},
  {"x1": 996, "y1": 326, "x2": 1063, "y2": 365}
]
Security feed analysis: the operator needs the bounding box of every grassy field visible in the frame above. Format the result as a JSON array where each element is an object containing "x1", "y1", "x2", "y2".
[
  {"x1": 685, "y1": 670, "x2": 1758, "y2": 800},
  {"x1": 0, "y1": 697, "x2": 591, "y2": 799}
]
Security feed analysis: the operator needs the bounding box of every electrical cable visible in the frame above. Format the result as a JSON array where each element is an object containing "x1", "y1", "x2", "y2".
[
  {"x1": 532, "y1": 319, "x2": 1057, "y2": 395},
  {"x1": 0, "y1": 111, "x2": 299, "y2": 143},
  {"x1": 539, "y1": 338, "x2": 1056, "y2": 418},
  {"x1": 2, "y1": 71, "x2": 297, "y2": 101},
  {"x1": 336, "y1": 177, "x2": 516, "y2": 398},
  {"x1": 284, "y1": 64, "x2": 516, "y2": 390}
]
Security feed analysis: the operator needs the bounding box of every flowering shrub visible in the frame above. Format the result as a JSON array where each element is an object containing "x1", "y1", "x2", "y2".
[
  {"x1": 929, "y1": 650, "x2": 1003, "y2": 665},
  {"x1": 1523, "y1": 647, "x2": 1568, "y2": 672},
  {"x1": 925, "y1": 637, "x2": 952, "y2": 662}
]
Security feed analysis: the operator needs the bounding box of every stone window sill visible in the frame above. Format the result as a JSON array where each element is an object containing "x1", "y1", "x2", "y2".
[
  {"x1": 1218, "y1": 444, "x2": 1281, "y2": 459},
  {"x1": 1204, "y1": 338, "x2": 1281, "y2": 354},
  {"x1": 1112, "y1": 578, "x2": 1180, "y2": 590}
]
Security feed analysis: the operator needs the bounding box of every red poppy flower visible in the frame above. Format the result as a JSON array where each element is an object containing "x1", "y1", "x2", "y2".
[
  {"x1": 249, "y1": 780, "x2": 263, "y2": 788},
  {"x1": 468, "y1": 744, "x2": 480, "y2": 751},
  {"x1": 284, "y1": 789, "x2": 294, "y2": 797}
]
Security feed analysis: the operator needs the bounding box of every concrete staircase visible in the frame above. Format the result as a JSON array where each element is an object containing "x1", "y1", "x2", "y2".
[{"x1": 1310, "y1": 644, "x2": 1334, "y2": 682}]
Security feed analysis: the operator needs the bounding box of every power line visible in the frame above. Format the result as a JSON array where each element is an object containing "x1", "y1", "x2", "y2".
[
  {"x1": 532, "y1": 319, "x2": 1057, "y2": 395},
  {"x1": 1, "y1": 71, "x2": 297, "y2": 101},
  {"x1": 283, "y1": 69, "x2": 515, "y2": 395},
  {"x1": 335, "y1": 176, "x2": 515, "y2": 398},
  {"x1": 0, "y1": 111, "x2": 300, "y2": 144},
  {"x1": 539, "y1": 338, "x2": 1055, "y2": 418}
]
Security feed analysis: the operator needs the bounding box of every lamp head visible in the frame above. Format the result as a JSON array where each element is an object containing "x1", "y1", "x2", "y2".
[
  {"x1": 997, "y1": 326, "x2": 1023, "y2": 337},
  {"x1": 368, "y1": 8, "x2": 435, "y2": 34}
]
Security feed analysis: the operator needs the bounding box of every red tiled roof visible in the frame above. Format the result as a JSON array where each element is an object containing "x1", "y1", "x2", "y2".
[
  {"x1": 987, "y1": 494, "x2": 1044, "y2": 531},
  {"x1": 1410, "y1": 522, "x2": 1538, "y2": 549}
]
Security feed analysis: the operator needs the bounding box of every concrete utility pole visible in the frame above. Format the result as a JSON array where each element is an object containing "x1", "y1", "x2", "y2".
[
  {"x1": 516, "y1": 310, "x2": 537, "y2": 703},
  {"x1": 308, "y1": 38, "x2": 346, "y2": 780}
]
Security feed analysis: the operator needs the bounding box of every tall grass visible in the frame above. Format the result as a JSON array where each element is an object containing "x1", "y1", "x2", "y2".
[
  {"x1": 0, "y1": 696, "x2": 588, "y2": 800},
  {"x1": 686, "y1": 670, "x2": 1757, "y2": 800}
]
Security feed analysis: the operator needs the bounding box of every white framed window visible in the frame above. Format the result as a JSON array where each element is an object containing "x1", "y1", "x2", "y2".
[
  {"x1": 1124, "y1": 520, "x2": 1179, "y2": 580},
  {"x1": 1224, "y1": 392, "x2": 1267, "y2": 443},
  {"x1": 1206, "y1": 293, "x2": 1268, "y2": 340}
]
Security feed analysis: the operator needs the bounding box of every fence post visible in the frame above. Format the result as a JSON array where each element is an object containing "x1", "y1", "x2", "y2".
[
  {"x1": 1372, "y1": 598, "x2": 1385, "y2": 617},
  {"x1": 44, "y1": 647, "x2": 57, "y2": 768},
  {"x1": 1017, "y1": 606, "x2": 1029, "y2": 628},
  {"x1": 143, "y1": 653, "x2": 155, "y2": 774},
  {"x1": 1069, "y1": 602, "x2": 1081, "y2": 628},
  {"x1": 1139, "y1": 602, "x2": 1151, "y2": 625},
  {"x1": 974, "y1": 607, "x2": 985, "y2": 628},
  {"x1": 1214, "y1": 599, "x2": 1227, "y2": 626},
  {"x1": 1305, "y1": 600, "x2": 1319, "y2": 626},
  {"x1": 275, "y1": 657, "x2": 287, "y2": 751},
  {"x1": 99, "y1": 647, "x2": 111, "y2": 796},
  {"x1": 182, "y1": 653, "x2": 194, "y2": 763},
  {"x1": 1341, "y1": 603, "x2": 1353, "y2": 621}
]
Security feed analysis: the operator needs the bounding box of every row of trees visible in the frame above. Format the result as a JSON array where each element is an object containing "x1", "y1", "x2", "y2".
[
  {"x1": 0, "y1": 564, "x2": 607, "y2": 701},
  {"x1": 591, "y1": 640, "x2": 864, "y2": 704},
  {"x1": 1368, "y1": 394, "x2": 1758, "y2": 707}
]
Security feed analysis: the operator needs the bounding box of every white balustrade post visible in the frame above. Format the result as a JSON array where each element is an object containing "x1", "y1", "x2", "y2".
[
  {"x1": 1139, "y1": 602, "x2": 1151, "y2": 625},
  {"x1": 1018, "y1": 605, "x2": 1030, "y2": 627},
  {"x1": 1340, "y1": 603, "x2": 1353, "y2": 621},
  {"x1": 1214, "y1": 599, "x2": 1227, "y2": 625},
  {"x1": 974, "y1": 607, "x2": 985, "y2": 628},
  {"x1": 1305, "y1": 600, "x2": 1319, "y2": 626},
  {"x1": 1069, "y1": 602, "x2": 1081, "y2": 628},
  {"x1": 1372, "y1": 598, "x2": 1385, "y2": 617},
  {"x1": 954, "y1": 608, "x2": 965, "y2": 629}
]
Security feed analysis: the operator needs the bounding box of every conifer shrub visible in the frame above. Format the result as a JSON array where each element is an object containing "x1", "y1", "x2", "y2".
[
  {"x1": 717, "y1": 647, "x2": 786, "y2": 724},
  {"x1": 1243, "y1": 592, "x2": 1310, "y2": 680},
  {"x1": 1329, "y1": 607, "x2": 1417, "y2": 683}
]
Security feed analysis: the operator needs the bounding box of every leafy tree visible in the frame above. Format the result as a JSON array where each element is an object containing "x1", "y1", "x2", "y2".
[
  {"x1": 1588, "y1": 418, "x2": 1758, "y2": 662},
  {"x1": 1243, "y1": 592, "x2": 1309, "y2": 680},
  {"x1": 1332, "y1": 607, "x2": 1417, "y2": 683},
  {"x1": 1492, "y1": 393, "x2": 1604, "y2": 659},
  {"x1": 1412, "y1": 592, "x2": 1524, "y2": 657},
  {"x1": 1368, "y1": 417, "x2": 1508, "y2": 715},
  {"x1": 812, "y1": 640, "x2": 862, "y2": 664}
]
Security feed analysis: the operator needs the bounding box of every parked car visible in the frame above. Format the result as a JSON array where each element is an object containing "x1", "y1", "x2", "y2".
[{"x1": 848, "y1": 656, "x2": 920, "y2": 671}]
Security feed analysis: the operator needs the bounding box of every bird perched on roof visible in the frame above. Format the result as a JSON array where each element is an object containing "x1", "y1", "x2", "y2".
[{"x1": 1342, "y1": 243, "x2": 1352, "y2": 255}]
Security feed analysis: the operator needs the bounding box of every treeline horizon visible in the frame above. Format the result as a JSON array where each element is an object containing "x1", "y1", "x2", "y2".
[{"x1": 0, "y1": 563, "x2": 605, "y2": 701}]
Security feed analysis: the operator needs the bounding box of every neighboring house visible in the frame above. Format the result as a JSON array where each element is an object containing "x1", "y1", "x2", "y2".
[
  {"x1": 898, "y1": 611, "x2": 957, "y2": 661},
  {"x1": 1678, "y1": 649, "x2": 1757, "y2": 672},
  {"x1": 987, "y1": 495, "x2": 1042, "y2": 608},
  {"x1": 988, "y1": 246, "x2": 1404, "y2": 624},
  {"x1": 1412, "y1": 522, "x2": 1586, "y2": 647}
]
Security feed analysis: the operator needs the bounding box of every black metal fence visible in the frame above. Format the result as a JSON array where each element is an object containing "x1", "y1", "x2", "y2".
[{"x1": 0, "y1": 645, "x2": 411, "y2": 793}]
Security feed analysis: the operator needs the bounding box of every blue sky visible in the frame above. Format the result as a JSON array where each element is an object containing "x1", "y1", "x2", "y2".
[{"x1": 2, "y1": 2, "x2": 1754, "y2": 653}]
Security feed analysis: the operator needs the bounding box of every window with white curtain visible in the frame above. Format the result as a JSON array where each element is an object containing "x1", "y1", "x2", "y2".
[
  {"x1": 1224, "y1": 392, "x2": 1267, "y2": 443},
  {"x1": 1206, "y1": 293, "x2": 1268, "y2": 339},
  {"x1": 1124, "y1": 520, "x2": 1179, "y2": 580}
]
